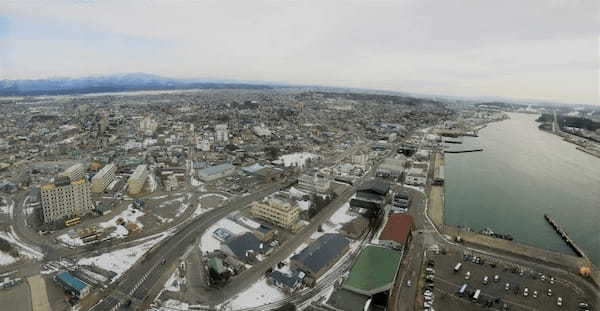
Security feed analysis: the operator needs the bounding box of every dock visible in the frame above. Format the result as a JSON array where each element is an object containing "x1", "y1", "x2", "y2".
[
  {"x1": 544, "y1": 214, "x2": 588, "y2": 259},
  {"x1": 444, "y1": 149, "x2": 483, "y2": 154}
]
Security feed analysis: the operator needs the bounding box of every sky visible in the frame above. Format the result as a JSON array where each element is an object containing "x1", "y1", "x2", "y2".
[{"x1": 0, "y1": 0, "x2": 598, "y2": 105}]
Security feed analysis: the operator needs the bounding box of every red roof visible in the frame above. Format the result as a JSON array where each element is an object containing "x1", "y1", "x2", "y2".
[{"x1": 379, "y1": 213, "x2": 413, "y2": 244}]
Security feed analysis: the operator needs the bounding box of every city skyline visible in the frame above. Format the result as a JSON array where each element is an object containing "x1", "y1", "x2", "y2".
[{"x1": 1, "y1": 0, "x2": 599, "y2": 105}]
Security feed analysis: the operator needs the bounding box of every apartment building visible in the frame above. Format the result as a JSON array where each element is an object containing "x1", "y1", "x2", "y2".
[
  {"x1": 251, "y1": 197, "x2": 300, "y2": 231},
  {"x1": 91, "y1": 163, "x2": 116, "y2": 193},
  {"x1": 41, "y1": 176, "x2": 93, "y2": 224},
  {"x1": 128, "y1": 164, "x2": 148, "y2": 195},
  {"x1": 59, "y1": 163, "x2": 85, "y2": 182},
  {"x1": 297, "y1": 173, "x2": 330, "y2": 194}
]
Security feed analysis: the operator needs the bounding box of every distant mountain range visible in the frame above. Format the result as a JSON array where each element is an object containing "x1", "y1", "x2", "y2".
[{"x1": 0, "y1": 73, "x2": 283, "y2": 96}]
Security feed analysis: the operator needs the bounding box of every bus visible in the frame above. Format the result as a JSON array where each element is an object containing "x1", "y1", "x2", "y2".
[
  {"x1": 65, "y1": 217, "x2": 81, "y2": 227},
  {"x1": 458, "y1": 284, "x2": 468, "y2": 297},
  {"x1": 472, "y1": 289, "x2": 481, "y2": 302}
]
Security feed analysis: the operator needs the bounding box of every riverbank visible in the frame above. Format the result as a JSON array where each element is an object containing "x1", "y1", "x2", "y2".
[{"x1": 428, "y1": 152, "x2": 444, "y2": 228}]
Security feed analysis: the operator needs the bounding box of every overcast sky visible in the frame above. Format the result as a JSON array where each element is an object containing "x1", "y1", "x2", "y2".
[{"x1": 1, "y1": 0, "x2": 598, "y2": 105}]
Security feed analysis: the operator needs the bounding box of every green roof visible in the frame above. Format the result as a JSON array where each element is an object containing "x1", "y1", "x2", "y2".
[
  {"x1": 208, "y1": 257, "x2": 226, "y2": 274},
  {"x1": 342, "y1": 245, "x2": 402, "y2": 295}
]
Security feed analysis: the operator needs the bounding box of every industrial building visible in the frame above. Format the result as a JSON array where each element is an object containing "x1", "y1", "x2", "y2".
[
  {"x1": 127, "y1": 164, "x2": 148, "y2": 195},
  {"x1": 41, "y1": 176, "x2": 93, "y2": 224},
  {"x1": 250, "y1": 197, "x2": 300, "y2": 231},
  {"x1": 91, "y1": 163, "x2": 116, "y2": 193},
  {"x1": 378, "y1": 213, "x2": 413, "y2": 250},
  {"x1": 376, "y1": 157, "x2": 406, "y2": 178},
  {"x1": 197, "y1": 163, "x2": 236, "y2": 182},
  {"x1": 342, "y1": 245, "x2": 402, "y2": 296},
  {"x1": 54, "y1": 272, "x2": 90, "y2": 298},
  {"x1": 291, "y1": 233, "x2": 350, "y2": 279}
]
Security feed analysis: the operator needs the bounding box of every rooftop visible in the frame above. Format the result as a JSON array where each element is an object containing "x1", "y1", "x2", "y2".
[{"x1": 342, "y1": 245, "x2": 402, "y2": 296}]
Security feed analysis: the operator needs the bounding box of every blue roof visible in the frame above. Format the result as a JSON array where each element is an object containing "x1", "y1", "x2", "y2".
[
  {"x1": 241, "y1": 163, "x2": 265, "y2": 174},
  {"x1": 56, "y1": 272, "x2": 88, "y2": 291}
]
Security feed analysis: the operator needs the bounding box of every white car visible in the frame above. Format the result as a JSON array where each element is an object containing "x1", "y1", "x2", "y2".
[
  {"x1": 523, "y1": 288, "x2": 529, "y2": 297},
  {"x1": 557, "y1": 297, "x2": 563, "y2": 307},
  {"x1": 465, "y1": 271, "x2": 471, "y2": 280}
]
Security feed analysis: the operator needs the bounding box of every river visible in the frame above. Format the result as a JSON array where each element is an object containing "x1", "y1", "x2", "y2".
[{"x1": 444, "y1": 112, "x2": 600, "y2": 265}]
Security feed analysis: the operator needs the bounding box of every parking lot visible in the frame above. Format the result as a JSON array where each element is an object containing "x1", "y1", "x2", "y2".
[{"x1": 418, "y1": 248, "x2": 595, "y2": 311}]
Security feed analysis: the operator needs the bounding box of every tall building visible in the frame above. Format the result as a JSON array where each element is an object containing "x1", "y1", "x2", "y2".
[
  {"x1": 59, "y1": 163, "x2": 85, "y2": 182},
  {"x1": 139, "y1": 115, "x2": 158, "y2": 135},
  {"x1": 41, "y1": 176, "x2": 93, "y2": 224},
  {"x1": 251, "y1": 197, "x2": 300, "y2": 231},
  {"x1": 91, "y1": 163, "x2": 117, "y2": 193},
  {"x1": 128, "y1": 165, "x2": 148, "y2": 195},
  {"x1": 297, "y1": 173, "x2": 330, "y2": 194},
  {"x1": 215, "y1": 124, "x2": 229, "y2": 142}
]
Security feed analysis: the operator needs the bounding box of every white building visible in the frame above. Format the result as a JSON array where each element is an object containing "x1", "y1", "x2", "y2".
[
  {"x1": 128, "y1": 165, "x2": 148, "y2": 195},
  {"x1": 59, "y1": 163, "x2": 85, "y2": 182},
  {"x1": 41, "y1": 177, "x2": 93, "y2": 224},
  {"x1": 197, "y1": 163, "x2": 236, "y2": 182},
  {"x1": 139, "y1": 115, "x2": 158, "y2": 135},
  {"x1": 297, "y1": 173, "x2": 330, "y2": 194},
  {"x1": 215, "y1": 124, "x2": 229, "y2": 142},
  {"x1": 405, "y1": 167, "x2": 427, "y2": 186},
  {"x1": 252, "y1": 125, "x2": 271, "y2": 137},
  {"x1": 91, "y1": 163, "x2": 117, "y2": 193}
]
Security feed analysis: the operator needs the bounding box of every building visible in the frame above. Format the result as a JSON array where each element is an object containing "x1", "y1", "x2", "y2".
[
  {"x1": 54, "y1": 272, "x2": 90, "y2": 298},
  {"x1": 221, "y1": 232, "x2": 271, "y2": 263},
  {"x1": 291, "y1": 233, "x2": 350, "y2": 279},
  {"x1": 378, "y1": 213, "x2": 413, "y2": 250},
  {"x1": 197, "y1": 163, "x2": 236, "y2": 182},
  {"x1": 342, "y1": 245, "x2": 402, "y2": 296},
  {"x1": 433, "y1": 164, "x2": 445, "y2": 185},
  {"x1": 405, "y1": 167, "x2": 427, "y2": 186},
  {"x1": 251, "y1": 197, "x2": 300, "y2": 231},
  {"x1": 139, "y1": 115, "x2": 158, "y2": 134},
  {"x1": 128, "y1": 164, "x2": 148, "y2": 195},
  {"x1": 391, "y1": 191, "x2": 410, "y2": 212},
  {"x1": 376, "y1": 157, "x2": 406, "y2": 178},
  {"x1": 91, "y1": 163, "x2": 116, "y2": 193},
  {"x1": 349, "y1": 179, "x2": 390, "y2": 216},
  {"x1": 41, "y1": 176, "x2": 93, "y2": 224},
  {"x1": 297, "y1": 172, "x2": 330, "y2": 194},
  {"x1": 215, "y1": 124, "x2": 229, "y2": 142},
  {"x1": 59, "y1": 163, "x2": 85, "y2": 182}
]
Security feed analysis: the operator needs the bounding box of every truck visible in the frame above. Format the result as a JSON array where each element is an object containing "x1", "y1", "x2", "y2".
[
  {"x1": 454, "y1": 263, "x2": 463, "y2": 272},
  {"x1": 472, "y1": 289, "x2": 481, "y2": 302}
]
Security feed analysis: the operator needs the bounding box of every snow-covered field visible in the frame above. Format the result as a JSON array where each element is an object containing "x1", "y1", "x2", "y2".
[
  {"x1": 402, "y1": 184, "x2": 425, "y2": 193},
  {"x1": 311, "y1": 198, "x2": 357, "y2": 240},
  {"x1": 157, "y1": 299, "x2": 189, "y2": 311},
  {"x1": 199, "y1": 218, "x2": 250, "y2": 253},
  {"x1": 164, "y1": 270, "x2": 182, "y2": 292},
  {"x1": 0, "y1": 226, "x2": 44, "y2": 260},
  {"x1": 229, "y1": 277, "x2": 285, "y2": 309},
  {"x1": 276, "y1": 152, "x2": 319, "y2": 168},
  {"x1": 0, "y1": 251, "x2": 17, "y2": 266},
  {"x1": 56, "y1": 231, "x2": 84, "y2": 247},
  {"x1": 78, "y1": 234, "x2": 166, "y2": 283},
  {"x1": 98, "y1": 205, "x2": 145, "y2": 239}
]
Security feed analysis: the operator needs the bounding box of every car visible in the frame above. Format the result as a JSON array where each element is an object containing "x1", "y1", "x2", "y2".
[
  {"x1": 541, "y1": 275, "x2": 546, "y2": 282},
  {"x1": 547, "y1": 289, "x2": 553, "y2": 296},
  {"x1": 465, "y1": 271, "x2": 471, "y2": 280},
  {"x1": 550, "y1": 276, "x2": 555, "y2": 284},
  {"x1": 502, "y1": 303, "x2": 511, "y2": 311},
  {"x1": 406, "y1": 280, "x2": 412, "y2": 287},
  {"x1": 494, "y1": 275, "x2": 500, "y2": 282},
  {"x1": 533, "y1": 290, "x2": 538, "y2": 298},
  {"x1": 557, "y1": 297, "x2": 563, "y2": 307},
  {"x1": 523, "y1": 288, "x2": 529, "y2": 297},
  {"x1": 483, "y1": 276, "x2": 489, "y2": 285},
  {"x1": 578, "y1": 302, "x2": 589, "y2": 308},
  {"x1": 504, "y1": 283, "x2": 510, "y2": 290}
]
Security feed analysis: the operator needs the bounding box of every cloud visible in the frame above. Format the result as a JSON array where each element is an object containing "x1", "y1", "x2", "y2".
[{"x1": 0, "y1": 0, "x2": 598, "y2": 105}]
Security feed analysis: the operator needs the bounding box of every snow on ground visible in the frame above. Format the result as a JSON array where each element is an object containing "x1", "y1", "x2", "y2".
[
  {"x1": 0, "y1": 251, "x2": 17, "y2": 266},
  {"x1": 288, "y1": 187, "x2": 307, "y2": 198},
  {"x1": 56, "y1": 231, "x2": 84, "y2": 247},
  {"x1": 198, "y1": 193, "x2": 228, "y2": 200},
  {"x1": 311, "y1": 198, "x2": 357, "y2": 239},
  {"x1": 277, "y1": 152, "x2": 319, "y2": 168},
  {"x1": 151, "y1": 195, "x2": 168, "y2": 200},
  {"x1": 78, "y1": 234, "x2": 166, "y2": 283},
  {"x1": 164, "y1": 270, "x2": 182, "y2": 292},
  {"x1": 0, "y1": 226, "x2": 44, "y2": 259},
  {"x1": 403, "y1": 184, "x2": 425, "y2": 193},
  {"x1": 229, "y1": 277, "x2": 285, "y2": 309},
  {"x1": 191, "y1": 177, "x2": 204, "y2": 187},
  {"x1": 148, "y1": 174, "x2": 157, "y2": 193},
  {"x1": 192, "y1": 203, "x2": 214, "y2": 218},
  {"x1": 199, "y1": 218, "x2": 250, "y2": 253},
  {"x1": 98, "y1": 205, "x2": 145, "y2": 239},
  {"x1": 157, "y1": 299, "x2": 189, "y2": 311}
]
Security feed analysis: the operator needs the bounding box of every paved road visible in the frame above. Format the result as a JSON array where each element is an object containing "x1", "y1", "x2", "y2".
[{"x1": 90, "y1": 180, "x2": 293, "y2": 311}]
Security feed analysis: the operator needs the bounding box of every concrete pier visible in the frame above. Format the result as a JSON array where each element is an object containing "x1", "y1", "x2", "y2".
[{"x1": 544, "y1": 214, "x2": 588, "y2": 259}]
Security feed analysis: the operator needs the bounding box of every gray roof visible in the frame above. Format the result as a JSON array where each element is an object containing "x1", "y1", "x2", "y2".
[
  {"x1": 198, "y1": 163, "x2": 235, "y2": 177},
  {"x1": 224, "y1": 232, "x2": 270, "y2": 261},
  {"x1": 357, "y1": 179, "x2": 390, "y2": 195},
  {"x1": 291, "y1": 233, "x2": 349, "y2": 275}
]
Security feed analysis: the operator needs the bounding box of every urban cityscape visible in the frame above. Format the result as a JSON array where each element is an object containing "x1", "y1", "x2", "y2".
[{"x1": 0, "y1": 1, "x2": 599, "y2": 311}]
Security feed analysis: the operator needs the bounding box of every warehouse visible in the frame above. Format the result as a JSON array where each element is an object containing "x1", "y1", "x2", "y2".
[
  {"x1": 197, "y1": 163, "x2": 236, "y2": 182},
  {"x1": 54, "y1": 272, "x2": 90, "y2": 299}
]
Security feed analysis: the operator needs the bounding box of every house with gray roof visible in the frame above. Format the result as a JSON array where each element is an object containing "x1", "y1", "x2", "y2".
[
  {"x1": 221, "y1": 232, "x2": 271, "y2": 263},
  {"x1": 291, "y1": 233, "x2": 350, "y2": 279}
]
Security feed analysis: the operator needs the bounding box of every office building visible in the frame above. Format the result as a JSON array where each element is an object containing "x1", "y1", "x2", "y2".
[
  {"x1": 215, "y1": 124, "x2": 229, "y2": 142},
  {"x1": 251, "y1": 197, "x2": 300, "y2": 231},
  {"x1": 91, "y1": 163, "x2": 116, "y2": 193},
  {"x1": 297, "y1": 172, "x2": 330, "y2": 194}
]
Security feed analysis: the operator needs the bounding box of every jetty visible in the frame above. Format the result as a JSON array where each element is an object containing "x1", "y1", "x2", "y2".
[
  {"x1": 544, "y1": 214, "x2": 588, "y2": 259},
  {"x1": 444, "y1": 149, "x2": 483, "y2": 154}
]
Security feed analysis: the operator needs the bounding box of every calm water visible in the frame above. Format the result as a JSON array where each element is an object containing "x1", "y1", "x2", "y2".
[{"x1": 445, "y1": 113, "x2": 600, "y2": 265}]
